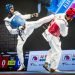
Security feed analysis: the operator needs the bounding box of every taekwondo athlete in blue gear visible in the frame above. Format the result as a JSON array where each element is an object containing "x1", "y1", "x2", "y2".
[{"x1": 4, "y1": 3, "x2": 39, "y2": 71}]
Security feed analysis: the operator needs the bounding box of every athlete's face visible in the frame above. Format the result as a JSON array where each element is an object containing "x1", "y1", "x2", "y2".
[
  {"x1": 66, "y1": 16, "x2": 73, "y2": 22},
  {"x1": 10, "y1": 7, "x2": 14, "y2": 14}
]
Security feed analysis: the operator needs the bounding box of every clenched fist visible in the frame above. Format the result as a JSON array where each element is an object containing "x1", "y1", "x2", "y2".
[{"x1": 31, "y1": 13, "x2": 39, "y2": 17}]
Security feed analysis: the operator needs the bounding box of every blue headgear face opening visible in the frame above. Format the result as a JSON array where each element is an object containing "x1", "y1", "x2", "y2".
[{"x1": 5, "y1": 4, "x2": 14, "y2": 13}]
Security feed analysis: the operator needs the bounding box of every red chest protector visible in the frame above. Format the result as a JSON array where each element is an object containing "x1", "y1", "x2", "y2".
[{"x1": 48, "y1": 20, "x2": 60, "y2": 37}]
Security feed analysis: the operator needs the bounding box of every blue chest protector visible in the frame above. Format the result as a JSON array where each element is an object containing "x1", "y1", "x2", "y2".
[{"x1": 11, "y1": 15, "x2": 25, "y2": 28}]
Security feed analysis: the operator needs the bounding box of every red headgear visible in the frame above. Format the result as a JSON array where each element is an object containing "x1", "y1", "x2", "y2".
[{"x1": 66, "y1": 8, "x2": 75, "y2": 18}]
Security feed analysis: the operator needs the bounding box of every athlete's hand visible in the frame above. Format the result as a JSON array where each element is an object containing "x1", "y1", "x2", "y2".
[
  {"x1": 18, "y1": 25, "x2": 25, "y2": 30},
  {"x1": 31, "y1": 13, "x2": 39, "y2": 17}
]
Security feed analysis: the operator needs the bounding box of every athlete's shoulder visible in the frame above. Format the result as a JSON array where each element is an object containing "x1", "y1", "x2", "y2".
[
  {"x1": 55, "y1": 13, "x2": 65, "y2": 17},
  {"x1": 55, "y1": 13, "x2": 66, "y2": 20},
  {"x1": 14, "y1": 11, "x2": 21, "y2": 15}
]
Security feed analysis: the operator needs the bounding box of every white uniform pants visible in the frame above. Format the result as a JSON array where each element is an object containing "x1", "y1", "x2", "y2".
[
  {"x1": 17, "y1": 28, "x2": 34, "y2": 64},
  {"x1": 45, "y1": 34, "x2": 62, "y2": 69},
  {"x1": 16, "y1": 32, "x2": 31, "y2": 65}
]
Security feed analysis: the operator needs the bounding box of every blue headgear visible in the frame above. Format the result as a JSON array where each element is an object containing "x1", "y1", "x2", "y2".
[{"x1": 5, "y1": 4, "x2": 14, "y2": 13}]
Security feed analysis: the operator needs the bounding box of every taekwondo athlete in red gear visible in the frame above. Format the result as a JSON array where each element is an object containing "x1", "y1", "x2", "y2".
[
  {"x1": 4, "y1": 4, "x2": 40, "y2": 71},
  {"x1": 42, "y1": 7, "x2": 75, "y2": 72}
]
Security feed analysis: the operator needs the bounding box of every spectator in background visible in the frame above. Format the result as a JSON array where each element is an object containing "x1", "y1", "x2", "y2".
[{"x1": 34, "y1": 0, "x2": 51, "y2": 15}]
